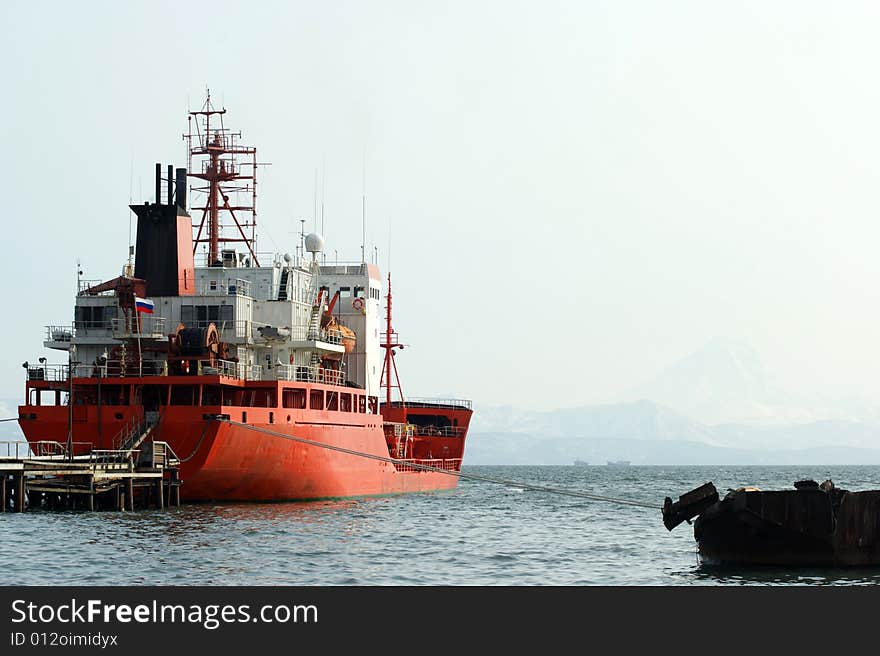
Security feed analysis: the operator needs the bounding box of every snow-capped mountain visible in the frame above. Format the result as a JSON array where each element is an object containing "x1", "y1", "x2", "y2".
[{"x1": 622, "y1": 337, "x2": 822, "y2": 425}]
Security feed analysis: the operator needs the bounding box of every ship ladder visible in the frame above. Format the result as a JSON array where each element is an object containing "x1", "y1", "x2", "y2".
[{"x1": 278, "y1": 269, "x2": 290, "y2": 301}]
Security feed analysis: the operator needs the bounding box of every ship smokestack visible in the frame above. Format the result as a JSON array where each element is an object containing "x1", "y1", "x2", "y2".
[
  {"x1": 131, "y1": 161, "x2": 195, "y2": 297},
  {"x1": 175, "y1": 168, "x2": 187, "y2": 210}
]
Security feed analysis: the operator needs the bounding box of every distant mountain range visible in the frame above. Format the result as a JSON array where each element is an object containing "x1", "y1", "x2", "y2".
[
  {"x1": 617, "y1": 337, "x2": 872, "y2": 425},
  {"x1": 467, "y1": 337, "x2": 880, "y2": 464},
  {"x1": 468, "y1": 399, "x2": 880, "y2": 464},
  {"x1": 463, "y1": 434, "x2": 880, "y2": 466}
]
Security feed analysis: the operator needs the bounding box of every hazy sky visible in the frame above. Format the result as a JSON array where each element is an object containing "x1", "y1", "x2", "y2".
[{"x1": 4, "y1": 1, "x2": 880, "y2": 410}]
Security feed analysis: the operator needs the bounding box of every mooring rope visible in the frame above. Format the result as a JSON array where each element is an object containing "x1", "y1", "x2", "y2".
[
  {"x1": 0, "y1": 417, "x2": 18, "y2": 422},
  {"x1": 222, "y1": 419, "x2": 659, "y2": 510},
  {"x1": 176, "y1": 423, "x2": 212, "y2": 464}
]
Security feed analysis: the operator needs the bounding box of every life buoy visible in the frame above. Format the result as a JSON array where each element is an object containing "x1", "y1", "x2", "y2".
[{"x1": 352, "y1": 297, "x2": 365, "y2": 312}]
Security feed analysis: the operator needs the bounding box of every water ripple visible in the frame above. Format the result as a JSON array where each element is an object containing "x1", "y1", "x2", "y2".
[{"x1": 3, "y1": 465, "x2": 880, "y2": 584}]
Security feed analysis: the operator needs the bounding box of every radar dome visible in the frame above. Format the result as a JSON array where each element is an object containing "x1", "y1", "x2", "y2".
[
  {"x1": 305, "y1": 233, "x2": 325, "y2": 254},
  {"x1": 283, "y1": 252, "x2": 292, "y2": 263}
]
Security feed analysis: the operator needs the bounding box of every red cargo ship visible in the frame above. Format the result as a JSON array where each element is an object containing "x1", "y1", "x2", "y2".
[{"x1": 17, "y1": 94, "x2": 472, "y2": 501}]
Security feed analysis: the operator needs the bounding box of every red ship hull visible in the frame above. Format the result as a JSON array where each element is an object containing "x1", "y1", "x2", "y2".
[{"x1": 18, "y1": 377, "x2": 472, "y2": 502}]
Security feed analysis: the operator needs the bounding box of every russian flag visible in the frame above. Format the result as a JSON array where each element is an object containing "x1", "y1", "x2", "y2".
[{"x1": 135, "y1": 297, "x2": 154, "y2": 314}]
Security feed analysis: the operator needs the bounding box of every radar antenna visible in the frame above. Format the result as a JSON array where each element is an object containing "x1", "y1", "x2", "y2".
[
  {"x1": 380, "y1": 273, "x2": 405, "y2": 405},
  {"x1": 185, "y1": 90, "x2": 262, "y2": 267}
]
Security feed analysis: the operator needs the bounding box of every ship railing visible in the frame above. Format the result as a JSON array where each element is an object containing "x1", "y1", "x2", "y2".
[
  {"x1": 384, "y1": 422, "x2": 415, "y2": 439},
  {"x1": 216, "y1": 359, "x2": 238, "y2": 378},
  {"x1": 289, "y1": 325, "x2": 342, "y2": 344},
  {"x1": 269, "y1": 364, "x2": 347, "y2": 386},
  {"x1": 393, "y1": 458, "x2": 462, "y2": 473},
  {"x1": 33, "y1": 441, "x2": 67, "y2": 458},
  {"x1": 193, "y1": 251, "x2": 281, "y2": 269},
  {"x1": 317, "y1": 263, "x2": 369, "y2": 275},
  {"x1": 0, "y1": 441, "x2": 32, "y2": 459},
  {"x1": 45, "y1": 323, "x2": 116, "y2": 342},
  {"x1": 316, "y1": 369, "x2": 344, "y2": 385},
  {"x1": 73, "y1": 320, "x2": 114, "y2": 334},
  {"x1": 149, "y1": 441, "x2": 180, "y2": 468},
  {"x1": 71, "y1": 361, "x2": 166, "y2": 378},
  {"x1": 88, "y1": 449, "x2": 135, "y2": 467},
  {"x1": 184, "y1": 319, "x2": 252, "y2": 341},
  {"x1": 111, "y1": 415, "x2": 145, "y2": 451},
  {"x1": 45, "y1": 325, "x2": 74, "y2": 342},
  {"x1": 17, "y1": 441, "x2": 92, "y2": 460},
  {"x1": 393, "y1": 398, "x2": 474, "y2": 411},
  {"x1": 26, "y1": 364, "x2": 67, "y2": 382},
  {"x1": 411, "y1": 426, "x2": 467, "y2": 437},
  {"x1": 196, "y1": 277, "x2": 252, "y2": 298},
  {"x1": 28, "y1": 362, "x2": 167, "y2": 380},
  {"x1": 77, "y1": 279, "x2": 113, "y2": 296},
  {"x1": 215, "y1": 360, "x2": 262, "y2": 381},
  {"x1": 110, "y1": 317, "x2": 167, "y2": 338},
  {"x1": 274, "y1": 364, "x2": 296, "y2": 381},
  {"x1": 242, "y1": 364, "x2": 262, "y2": 381}
]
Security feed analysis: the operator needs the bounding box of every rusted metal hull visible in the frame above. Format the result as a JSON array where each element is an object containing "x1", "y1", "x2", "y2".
[{"x1": 665, "y1": 482, "x2": 880, "y2": 567}]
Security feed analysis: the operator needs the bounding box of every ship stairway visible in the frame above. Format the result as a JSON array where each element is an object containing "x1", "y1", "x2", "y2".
[
  {"x1": 306, "y1": 303, "x2": 322, "y2": 341},
  {"x1": 305, "y1": 261, "x2": 322, "y2": 340},
  {"x1": 113, "y1": 411, "x2": 160, "y2": 458},
  {"x1": 277, "y1": 268, "x2": 289, "y2": 301}
]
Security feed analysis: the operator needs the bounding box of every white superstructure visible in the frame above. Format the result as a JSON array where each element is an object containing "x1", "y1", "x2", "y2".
[{"x1": 45, "y1": 236, "x2": 381, "y2": 396}]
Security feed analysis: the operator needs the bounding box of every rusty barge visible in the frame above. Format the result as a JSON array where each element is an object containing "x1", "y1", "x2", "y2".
[{"x1": 663, "y1": 480, "x2": 880, "y2": 567}]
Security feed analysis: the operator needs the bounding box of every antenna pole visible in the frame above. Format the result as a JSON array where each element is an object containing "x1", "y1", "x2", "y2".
[
  {"x1": 361, "y1": 146, "x2": 366, "y2": 263},
  {"x1": 185, "y1": 91, "x2": 261, "y2": 266},
  {"x1": 380, "y1": 272, "x2": 405, "y2": 405}
]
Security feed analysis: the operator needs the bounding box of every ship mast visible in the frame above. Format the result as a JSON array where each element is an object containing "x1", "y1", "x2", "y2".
[
  {"x1": 380, "y1": 273, "x2": 405, "y2": 405},
  {"x1": 185, "y1": 90, "x2": 260, "y2": 266}
]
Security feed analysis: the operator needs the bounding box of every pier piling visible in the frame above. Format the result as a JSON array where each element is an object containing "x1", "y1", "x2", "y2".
[{"x1": 0, "y1": 445, "x2": 181, "y2": 514}]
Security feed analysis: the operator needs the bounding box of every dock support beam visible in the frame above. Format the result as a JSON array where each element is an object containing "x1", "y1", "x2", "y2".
[
  {"x1": 126, "y1": 478, "x2": 135, "y2": 511},
  {"x1": 156, "y1": 478, "x2": 164, "y2": 510},
  {"x1": 14, "y1": 474, "x2": 25, "y2": 512},
  {"x1": 1, "y1": 475, "x2": 6, "y2": 512}
]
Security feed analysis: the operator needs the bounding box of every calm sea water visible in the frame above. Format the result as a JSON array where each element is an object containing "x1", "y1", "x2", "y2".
[{"x1": 3, "y1": 465, "x2": 880, "y2": 586}]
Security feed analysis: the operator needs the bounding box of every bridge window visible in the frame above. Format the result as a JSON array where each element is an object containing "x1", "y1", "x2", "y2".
[
  {"x1": 244, "y1": 390, "x2": 276, "y2": 407},
  {"x1": 309, "y1": 390, "x2": 324, "y2": 410},
  {"x1": 75, "y1": 306, "x2": 109, "y2": 329},
  {"x1": 327, "y1": 392, "x2": 339, "y2": 411},
  {"x1": 282, "y1": 388, "x2": 306, "y2": 409},
  {"x1": 354, "y1": 286, "x2": 364, "y2": 298},
  {"x1": 203, "y1": 386, "x2": 221, "y2": 405},
  {"x1": 181, "y1": 304, "x2": 234, "y2": 325},
  {"x1": 340, "y1": 393, "x2": 352, "y2": 412},
  {"x1": 339, "y1": 287, "x2": 351, "y2": 298},
  {"x1": 170, "y1": 385, "x2": 197, "y2": 406}
]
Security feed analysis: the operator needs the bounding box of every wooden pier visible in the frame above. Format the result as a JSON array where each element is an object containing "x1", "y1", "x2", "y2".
[{"x1": 0, "y1": 440, "x2": 181, "y2": 513}]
